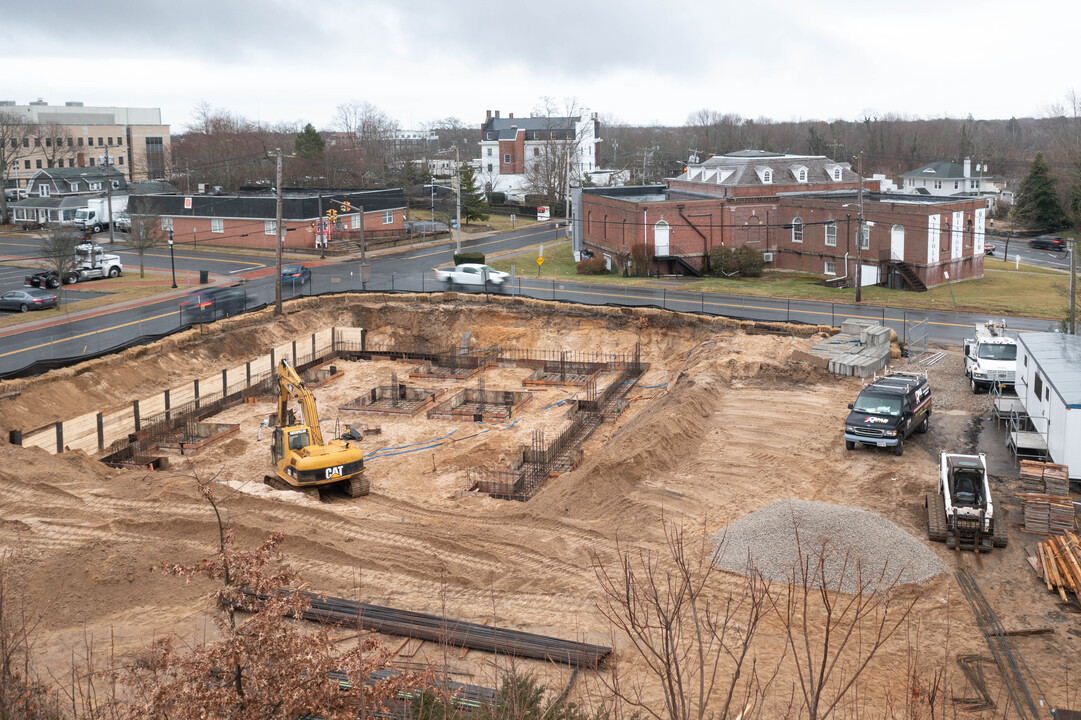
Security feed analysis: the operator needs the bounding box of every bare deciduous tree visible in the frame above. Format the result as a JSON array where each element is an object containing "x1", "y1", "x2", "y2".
[
  {"x1": 41, "y1": 224, "x2": 83, "y2": 301},
  {"x1": 523, "y1": 97, "x2": 593, "y2": 205},
  {"x1": 0, "y1": 111, "x2": 39, "y2": 224},
  {"x1": 593, "y1": 521, "x2": 780, "y2": 720},
  {"x1": 126, "y1": 482, "x2": 429, "y2": 720},
  {"x1": 766, "y1": 533, "x2": 918, "y2": 720},
  {"x1": 127, "y1": 214, "x2": 163, "y2": 278}
]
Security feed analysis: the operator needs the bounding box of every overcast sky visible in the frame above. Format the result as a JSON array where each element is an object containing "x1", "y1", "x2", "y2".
[{"x1": 4, "y1": 0, "x2": 1076, "y2": 134}]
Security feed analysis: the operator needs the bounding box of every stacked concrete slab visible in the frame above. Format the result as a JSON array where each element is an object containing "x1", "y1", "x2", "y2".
[{"x1": 798, "y1": 320, "x2": 892, "y2": 378}]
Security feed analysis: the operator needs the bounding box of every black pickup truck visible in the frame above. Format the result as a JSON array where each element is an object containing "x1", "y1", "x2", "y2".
[{"x1": 844, "y1": 372, "x2": 932, "y2": 456}]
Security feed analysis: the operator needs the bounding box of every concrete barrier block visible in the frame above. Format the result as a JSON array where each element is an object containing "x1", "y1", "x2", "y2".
[{"x1": 842, "y1": 319, "x2": 875, "y2": 336}]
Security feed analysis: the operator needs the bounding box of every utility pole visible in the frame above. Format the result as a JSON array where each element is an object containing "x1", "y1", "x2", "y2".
[
  {"x1": 1070, "y1": 236, "x2": 1077, "y2": 335},
  {"x1": 269, "y1": 148, "x2": 285, "y2": 316},
  {"x1": 454, "y1": 146, "x2": 462, "y2": 254},
  {"x1": 855, "y1": 153, "x2": 864, "y2": 303},
  {"x1": 318, "y1": 191, "x2": 325, "y2": 260},
  {"x1": 565, "y1": 150, "x2": 571, "y2": 240},
  {"x1": 104, "y1": 144, "x2": 115, "y2": 245}
]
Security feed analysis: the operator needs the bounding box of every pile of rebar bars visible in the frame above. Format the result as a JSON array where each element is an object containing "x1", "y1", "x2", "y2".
[{"x1": 247, "y1": 590, "x2": 611, "y2": 669}]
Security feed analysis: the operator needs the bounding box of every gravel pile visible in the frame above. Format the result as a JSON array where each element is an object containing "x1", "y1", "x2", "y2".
[{"x1": 712, "y1": 499, "x2": 947, "y2": 593}]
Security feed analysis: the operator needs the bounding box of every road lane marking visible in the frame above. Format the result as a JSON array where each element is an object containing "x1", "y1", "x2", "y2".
[
  {"x1": 404, "y1": 227, "x2": 558, "y2": 261},
  {"x1": 0, "y1": 308, "x2": 181, "y2": 358}
]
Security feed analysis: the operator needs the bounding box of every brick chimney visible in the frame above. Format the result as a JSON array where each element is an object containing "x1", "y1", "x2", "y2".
[{"x1": 509, "y1": 113, "x2": 514, "y2": 119}]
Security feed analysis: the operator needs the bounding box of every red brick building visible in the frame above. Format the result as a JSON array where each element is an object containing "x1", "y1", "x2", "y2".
[
  {"x1": 575, "y1": 151, "x2": 987, "y2": 289},
  {"x1": 129, "y1": 188, "x2": 406, "y2": 251}
]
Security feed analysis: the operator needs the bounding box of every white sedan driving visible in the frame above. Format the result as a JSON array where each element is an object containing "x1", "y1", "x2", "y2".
[{"x1": 433, "y1": 263, "x2": 510, "y2": 286}]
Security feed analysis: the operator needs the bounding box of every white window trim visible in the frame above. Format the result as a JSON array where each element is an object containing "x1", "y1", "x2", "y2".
[
  {"x1": 791, "y1": 217, "x2": 803, "y2": 243},
  {"x1": 211, "y1": 218, "x2": 224, "y2": 233},
  {"x1": 382, "y1": 209, "x2": 393, "y2": 224},
  {"x1": 825, "y1": 222, "x2": 837, "y2": 247},
  {"x1": 824, "y1": 261, "x2": 837, "y2": 276},
  {"x1": 265, "y1": 220, "x2": 277, "y2": 235},
  {"x1": 503, "y1": 153, "x2": 511, "y2": 164},
  {"x1": 860, "y1": 224, "x2": 870, "y2": 250},
  {"x1": 39, "y1": 185, "x2": 50, "y2": 197},
  {"x1": 351, "y1": 213, "x2": 361, "y2": 229}
]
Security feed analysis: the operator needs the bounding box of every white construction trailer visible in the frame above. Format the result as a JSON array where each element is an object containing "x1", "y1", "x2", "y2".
[{"x1": 1014, "y1": 333, "x2": 1081, "y2": 482}]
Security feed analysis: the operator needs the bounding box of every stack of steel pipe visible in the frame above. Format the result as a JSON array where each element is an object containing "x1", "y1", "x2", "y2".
[{"x1": 246, "y1": 590, "x2": 610, "y2": 669}]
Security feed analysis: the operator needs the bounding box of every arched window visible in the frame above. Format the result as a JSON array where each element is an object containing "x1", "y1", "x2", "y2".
[
  {"x1": 798, "y1": 169, "x2": 806, "y2": 182},
  {"x1": 833, "y1": 168, "x2": 841, "y2": 180},
  {"x1": 763, "y1": 170, "x2": 772, "y2": 183},
  {"x1": 791, "y1": 217, "x2": 803, "y2": 243}
]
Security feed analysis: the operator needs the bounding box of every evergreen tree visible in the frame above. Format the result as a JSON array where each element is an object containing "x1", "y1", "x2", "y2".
[
  {"x1": 294, "y1": 123, "x2": 325, "y2": 159},
  {"x1": 457, "y1": 163, "x2": 489, "y2": 224},
  {"x1": 1013, "y1": 153, "x2": 1068, "y2": 231}
]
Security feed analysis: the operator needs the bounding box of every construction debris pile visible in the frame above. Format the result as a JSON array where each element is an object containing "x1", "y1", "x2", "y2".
[
  {"x1": 712, "y1": 499, "x2": 947, "y2": 593},
  {"x1": 1028, "y1": 533, "x2": 1081, "y2": 603},
  {"x1": 798, "y1": 320, "x2": 893, "y2": 378}
]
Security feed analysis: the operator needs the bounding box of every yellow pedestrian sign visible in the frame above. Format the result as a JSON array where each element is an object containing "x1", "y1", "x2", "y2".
[{"x1": 537, "y1": 257, "x2": 544, "y2": 266}]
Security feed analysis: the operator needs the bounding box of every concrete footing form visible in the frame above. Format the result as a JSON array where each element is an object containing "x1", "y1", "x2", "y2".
[
  {"x1": 798, "y1": 319, "x2": 892, "y2": 378},
  {"x1": 340, "y1": 386, "x2": 448, "y2": 417},
  {"x1": 427, "y1": 388, "x2": 533, "y2": 422},
  {"x1": 302, "y1": 364, "x2": 344, "y2": 388},
  {"x1": 157, "y1": 421, "x2": 240, "y2": 455}
]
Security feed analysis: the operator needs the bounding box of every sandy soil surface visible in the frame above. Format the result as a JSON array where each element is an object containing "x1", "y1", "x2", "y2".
[{"x1": 0, "y1": 296, "x2": 1075, "y2": 715}]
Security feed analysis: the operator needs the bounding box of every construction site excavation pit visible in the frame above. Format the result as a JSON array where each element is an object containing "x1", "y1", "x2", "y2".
[{"x1": 2, "y1": 295, "x2": 1077, "y2": 715}]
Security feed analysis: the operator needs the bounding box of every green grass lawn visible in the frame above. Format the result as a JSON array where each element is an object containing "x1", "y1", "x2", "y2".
[{"x1": 490, "y1": 241, "x2": 1073, "y2": 319}]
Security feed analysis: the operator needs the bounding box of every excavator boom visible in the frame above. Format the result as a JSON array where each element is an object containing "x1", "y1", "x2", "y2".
[{"x1": 277, "y1": 359, "x2": 324, "y2": 446}]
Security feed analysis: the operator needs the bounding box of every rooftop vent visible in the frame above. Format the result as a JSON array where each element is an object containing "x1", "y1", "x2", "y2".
[
  {"x1": 29, "y1": 99, "x2": 47, "y2": 106},
  {"x1": 65, "y1": 101, "x2": 84, "y2": 107}
]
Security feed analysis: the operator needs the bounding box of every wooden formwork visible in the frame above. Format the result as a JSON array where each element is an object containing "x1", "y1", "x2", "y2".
[{"x1": 157, "y1": 422, "x2": 240, "y2": 456}]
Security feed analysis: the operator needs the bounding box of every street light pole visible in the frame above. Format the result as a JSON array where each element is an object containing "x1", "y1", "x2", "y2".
[
  {"x1": 856, "y1": 154, "x2": 864, "y2": 302},
  {"x1": 168, "y1": 230, "x2": 177, "y2": 288},
  {"x1": 268, "y1": 148, "x2": 285, "y2": 316}
]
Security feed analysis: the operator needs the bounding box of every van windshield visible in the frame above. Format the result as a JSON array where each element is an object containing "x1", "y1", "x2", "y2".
[
  {"x1": 853, "y1": 393, "x2": 901, "y2": 416},
  {"x1": 978, "y1": 343, "x2": 1016, "y2": 361}
]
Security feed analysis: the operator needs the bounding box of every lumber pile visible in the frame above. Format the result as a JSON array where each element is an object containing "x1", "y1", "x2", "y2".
[
  {"x1": 1016, "y1": 493, "x2": 1076, "y2": 534},
  {"x1": 1028, "y1": 532, "x2": 1081, "y2": 603},
  {"x1": 1019, "y1": 460, "x2": 1069, "y2": 496}
]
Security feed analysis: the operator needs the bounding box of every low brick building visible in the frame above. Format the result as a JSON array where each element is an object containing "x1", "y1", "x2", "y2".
[
  {"x1": 129, "y1": 188, "x2": 406, "y2": 251},
  {"x1": 574, "y1": 151, "x2": 987, "y2": 289}
]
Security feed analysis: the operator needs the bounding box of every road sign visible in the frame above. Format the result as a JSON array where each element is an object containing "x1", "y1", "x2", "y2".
[
  {"x1": 537, "y1": 257, "x2": 544, "y2": 266},
  {"x1": 184, "y1": 197, "x2": 192, "y2": 209}
]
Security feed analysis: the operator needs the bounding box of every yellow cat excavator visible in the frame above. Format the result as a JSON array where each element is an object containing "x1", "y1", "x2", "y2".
[{"x1": 265, "y1": 359, "x2": 369, "y2": 499}]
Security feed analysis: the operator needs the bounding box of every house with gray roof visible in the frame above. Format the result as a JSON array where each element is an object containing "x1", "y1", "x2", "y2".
[
  {"x1": 478, "y1": 109, "x2": 601, "y2": 201},
  {"x1": 8, "y1": 167, "x2": 128, "y2": 225},
  {"x1": 899, "y1": 157, "x2": 1006, "y2": 201}
]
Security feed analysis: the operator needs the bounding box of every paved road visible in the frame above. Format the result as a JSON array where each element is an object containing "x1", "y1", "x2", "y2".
[{"x1": 0, "y1": 223, "x2": 1062, "y2": 377}]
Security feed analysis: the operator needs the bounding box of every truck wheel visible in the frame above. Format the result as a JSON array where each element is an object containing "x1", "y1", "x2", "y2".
[
  {"x1": 107, "y1": 266, "x2": 120, "y2": 278},
  {"x1": 970, "y1": 378, "x2": 984, "y2": 394},
  {"x1": 918, "y1": 414, "x2": 929, "y2": 434},
  {"x1": 92, "y1": 224, "x2": 102, "y2": 233},
  {"x1": 893, "y1": 439, "x2": 904, "y2": 456},
  {"x1": 845, "y1": 440, "x2": 855, "y2": 450},
  {"x1": 19, "y1": 303, "x2": 28, "y2": 313},
  {"x1": 64, "y1": 273, "x2": 79, "y2": 285},
  {"x1": 46, "y1": 276, "x2": 60, "y2": 289}
]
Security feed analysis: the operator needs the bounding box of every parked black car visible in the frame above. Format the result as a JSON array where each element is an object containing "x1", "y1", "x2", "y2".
[
  {"x1": 844, "y1": 372, "x2": 932, "y2": 457},
  {"x1": 0, "y1": 288, "x2": 59, "y2": 313},
  {"x1": 1030, "y1": 235, "x2": 1066, "y2": 251},
  {"x1": 178, "y1": 286, "x2": 247, "y2": 323}
]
